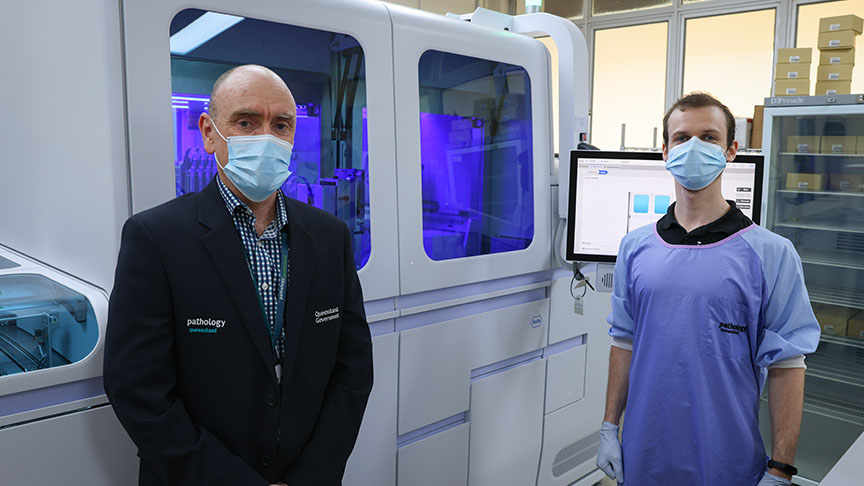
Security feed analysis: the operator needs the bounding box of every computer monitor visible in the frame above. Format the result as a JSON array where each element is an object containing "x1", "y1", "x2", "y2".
[{"x1": 566, "y1": 150, "x2": 763, "y2": 262}]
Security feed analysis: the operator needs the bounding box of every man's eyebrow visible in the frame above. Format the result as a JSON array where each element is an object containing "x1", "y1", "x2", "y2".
[
  {"x1": 274, "y1": 113, "x2": 296, "y2": 122},
  {"x1": 228, "y1": 109, "x2": 262, "y2": 120}
]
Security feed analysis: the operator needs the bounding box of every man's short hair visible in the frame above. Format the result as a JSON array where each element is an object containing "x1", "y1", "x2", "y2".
[{"x1": 662, "y1": 92, "x2": 736, "y2": 148}]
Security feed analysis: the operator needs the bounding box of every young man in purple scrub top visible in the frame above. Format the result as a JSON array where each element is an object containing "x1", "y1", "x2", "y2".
[{"x1": 596, "y1": 93, "x2": 820, "y2": 486}]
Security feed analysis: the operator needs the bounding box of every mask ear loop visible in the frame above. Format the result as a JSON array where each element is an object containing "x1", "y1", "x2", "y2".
[{"x1": 209, "y1": 115, "x2": 228, "y2": 170}]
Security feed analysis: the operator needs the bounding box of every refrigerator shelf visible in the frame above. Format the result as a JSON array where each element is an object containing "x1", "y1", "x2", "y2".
[
  {"x1": 775, "y1": 220, "x2": 864, "y2": 234},
  {"x1": 807, "y1": 368, "x2": 864, "y2": 389},
  {"x1": 799, "y1": 249, "x2": 864, "y2": 271},
  {"x1": 778, "y1": 152, "x2": 864, "y2": 158},
  {"x1": 777, "y1": 189, "x2": 864, "y2": 198},
  {"x1": 808, "y1": 283, "x2": 864, "y2": 310},
  {"x1": 819, "y1": 333, "x2": 864, "y2": 349},
  {"x1": 802, "y1": 396, "x2": 864, "y2": 427},
  {"x1": 805, "y1": 342, "x2": 864, "y2": 388}
]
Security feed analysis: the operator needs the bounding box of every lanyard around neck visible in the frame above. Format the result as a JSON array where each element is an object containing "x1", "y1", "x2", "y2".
[{"x1": 246, "y1": 231, "x2": 289, "y2": 353}]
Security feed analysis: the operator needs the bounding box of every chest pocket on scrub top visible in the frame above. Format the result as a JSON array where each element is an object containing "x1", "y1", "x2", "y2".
[{"x1": 702, "y1": 297, "x2": 753, "y2": 361}]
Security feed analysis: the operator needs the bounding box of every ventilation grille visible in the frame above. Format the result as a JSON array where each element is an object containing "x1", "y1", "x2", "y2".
[{"x1": 551, "y1": 430, "x2": 601, "y2": 477}]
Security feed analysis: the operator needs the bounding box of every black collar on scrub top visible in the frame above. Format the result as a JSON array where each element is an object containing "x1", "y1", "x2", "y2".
[{"x1": 656, "y1": 200, "x2": 753, "y2": 246}]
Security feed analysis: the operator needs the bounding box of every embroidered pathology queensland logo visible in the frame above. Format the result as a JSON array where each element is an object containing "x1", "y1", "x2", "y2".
[
  {"x1": 187, "y1": 318, "x2": 226, "y2": 334},
  {"x1": 718, "y1": 321, "x2": 747, "y2": 335}
]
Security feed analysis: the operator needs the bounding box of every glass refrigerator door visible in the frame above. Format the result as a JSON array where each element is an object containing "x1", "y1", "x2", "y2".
[{"x1": 762, "y1": 108, "x2": 864, "y2": 482}]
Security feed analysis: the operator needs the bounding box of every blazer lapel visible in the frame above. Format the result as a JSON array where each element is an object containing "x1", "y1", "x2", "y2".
[
  {"x1": 280, "y1": 196, "x2": 315, "y2": 380},
  {"x1": 198, "y1": 179, "x2": 277, "y2": 382}
]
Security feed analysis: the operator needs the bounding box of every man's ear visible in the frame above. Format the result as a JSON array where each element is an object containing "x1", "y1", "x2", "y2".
[
  {"x1": 726, "y1": 140, "x2": 739, "y2": 162},
  {"x1": 199, "y1": 113, "x2": 216, "y2": 155}
]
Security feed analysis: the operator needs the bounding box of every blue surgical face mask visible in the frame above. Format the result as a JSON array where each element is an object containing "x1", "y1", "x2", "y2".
[
  {"x1": 212, "y1": 121, "x2": 294, "y2": 202},
  {"x1": 665, "y1": 136, "x2": 728, "y2": 191}
]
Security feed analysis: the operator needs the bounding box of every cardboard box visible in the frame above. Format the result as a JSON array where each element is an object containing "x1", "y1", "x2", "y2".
[
  {"x1": 817, "y1": 64, "x2": 854, "y2": 81},
  {"x1": 820, "y1": 15, "x2": 864, "y2": 34},
  {"x1": 848, "y1": 312, "x2": 864, "y2": 339},
  {"x1": 820, "y1": 47, "x2": 856, "y2": 65},
  {"x1": 822, "y1": 136, "x2": 857, "y2": 154},
  {"x1": 776, "y1": 63, "x2": 810, "y2": 80},
  {"x1": 751, "y1": 129, "x2": 763, "y2": 149},
  {"x1": 829, "y1": 173, "x2": 863, "y2": 192},
  {"x1": 815, "y1": 80, "x2": 852, "y2": 95},
  {"x1": 786, "y1": 173, "x2": 826, "y2": 191},
  {"x1": 816, "y1": 305, "x2": 858, "y2": 335},
  {"x1": 786, "y1": 136, "x2": 821, "y2": 153},
  {"x1": 774, "y1": 79, "x2": 810, "y2": 96},
  {"x1": 753, "y1": 105, "x2": 764, "y2": 132},
  {"x1": 818, "y1": 30, "x2": 858, "y2": 50},
  {"x1": 777, "y1": 48, "x2": 813, "y2": 63}
]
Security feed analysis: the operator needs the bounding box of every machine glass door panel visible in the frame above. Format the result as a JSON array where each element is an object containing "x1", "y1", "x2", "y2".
[
  {"x1": 389, "y1": 4, "x2": 552, "y2": 294},
  {"x1": 761, "y1": 106, "x2": 864, "y2": 482},
  {"x1": 122, "y1": 0, "x2": 399, "y2": 300},
  {"x1": 418, "y1": 50, "x2": 534, "y2": 261},
  {"x1": 0, "y1": 274, "x2": 98, "y2": 377},
  {"x1": 169, "y1": 9, "x2": 370, "y2": 269}
]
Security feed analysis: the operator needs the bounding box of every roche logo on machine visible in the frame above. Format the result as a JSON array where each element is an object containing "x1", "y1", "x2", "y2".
[{"x1": 530, "y1": 315, "x2": 543, "y2": 328}]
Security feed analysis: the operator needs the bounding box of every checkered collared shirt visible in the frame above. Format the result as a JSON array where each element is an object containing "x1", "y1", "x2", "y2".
[{"x1": 217, "y1": 176, "x2": 289, "y2": 361}]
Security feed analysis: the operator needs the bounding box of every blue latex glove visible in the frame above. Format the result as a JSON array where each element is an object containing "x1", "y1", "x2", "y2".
[
  {"x1": 597, "y1": 421, "x2": 624, "y2": 483},
  {"x1": 756, "y1": 471, "x2": 792, "y2": 486}
]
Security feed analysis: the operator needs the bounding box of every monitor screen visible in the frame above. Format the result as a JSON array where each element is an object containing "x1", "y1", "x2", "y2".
[{"x1": 566, "y1": 150, "x2": 763, "y2": 262}]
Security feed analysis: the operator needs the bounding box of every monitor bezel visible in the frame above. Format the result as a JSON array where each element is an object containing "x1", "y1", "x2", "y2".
[{"x1": 565, "y1": 150, "x2": 764, "y2": 263}]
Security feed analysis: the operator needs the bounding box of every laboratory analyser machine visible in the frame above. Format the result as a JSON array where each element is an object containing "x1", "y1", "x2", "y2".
[{"x1": 0, "y1": 1, "x2": 610, "y2": 485}]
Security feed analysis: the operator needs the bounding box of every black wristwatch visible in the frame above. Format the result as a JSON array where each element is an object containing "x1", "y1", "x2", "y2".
[{"x1": 767, "y1": 458, "x2": 798, "y2": 476}]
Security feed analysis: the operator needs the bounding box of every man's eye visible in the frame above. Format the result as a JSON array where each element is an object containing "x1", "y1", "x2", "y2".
[
  {"x1": 238, "y1": 121, "x2": 251, "y2": 128},
  {"x1": 275, "y1": 123, "x2": 289, "y2": 131},
  {"x1": 676, "y1": 136, "x2": 690, "y2": 142}
]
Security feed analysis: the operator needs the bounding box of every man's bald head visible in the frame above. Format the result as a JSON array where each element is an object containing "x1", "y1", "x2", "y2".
[{"x1": 208, "y1": 64, "x2": 293, "y2": 121}]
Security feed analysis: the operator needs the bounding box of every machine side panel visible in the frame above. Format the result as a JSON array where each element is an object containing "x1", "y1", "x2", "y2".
[
  {"x1": 397, "y1": 423, "x2": 470, "y2": 486},
  {"x1": 343, "y1": 333, "x2": 398, "y2": 486},
  {"x1": 538, "y1": 286, "x2": 612, "y2": 485},
  {"x1": 468, "y1": 359, "x2": 546, "y2": 486},
  {"x1": 0, "y1": 404, "x2": 138, "y2": 485},
  {"x1": 397, "y1": 296, "x2": 549, "y2": 434},
  {"x1": 0, "y1": 0, "x2": 129, "y2": 291}
]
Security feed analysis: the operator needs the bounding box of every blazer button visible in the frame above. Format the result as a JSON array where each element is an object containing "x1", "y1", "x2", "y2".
[
  {"x1": 261, "y1": 456, "x2": 272, "y2": 466},
  {"x1": 266, "y1": 395, "x2": 277, "y2": 407}
]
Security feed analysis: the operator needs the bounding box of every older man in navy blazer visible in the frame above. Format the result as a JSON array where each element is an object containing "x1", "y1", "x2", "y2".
[{"x1": 104, "y1": 65, "x2": 373, "y2": 486}]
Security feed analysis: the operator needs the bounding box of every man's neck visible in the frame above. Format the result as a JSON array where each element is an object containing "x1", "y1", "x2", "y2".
[
  {"x1": 673, "y1": 179, "x2": 730, "y2": 233},
  {"x1": 220, "y1": 173, "x2": 277, "y2": 237}
]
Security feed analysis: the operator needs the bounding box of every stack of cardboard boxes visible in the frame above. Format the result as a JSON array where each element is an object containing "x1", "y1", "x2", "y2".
[
  {"x1": 814, "y1": 303, "x2": 864, "y2": 339},
  {"x1": 814, "y1": 15, "x2": 862, "y2": 95},
  {"x1": 774, "y1": 48, "x2": 812, "y2": 96}
]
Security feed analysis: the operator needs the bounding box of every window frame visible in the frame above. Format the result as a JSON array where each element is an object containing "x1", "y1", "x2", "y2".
[{"x1": 552, "y1": 0, "x2": 841, "y2": 144}]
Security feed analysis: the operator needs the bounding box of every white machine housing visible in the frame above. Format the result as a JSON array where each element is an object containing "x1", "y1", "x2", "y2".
[{"x1": 0, "y1": 1, "x2": 608, "y2": 485}]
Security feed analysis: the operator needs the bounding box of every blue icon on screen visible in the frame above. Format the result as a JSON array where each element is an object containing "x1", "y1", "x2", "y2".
[
  {"x1": 634, "y1": 195, "x2": 649, "y2": 214},
  {"x1": 598, "y1": 170, "x2": 608, "y2": 175},
  {"x1": 654, "y1": 195, "x2": 671, "y2": 214}
]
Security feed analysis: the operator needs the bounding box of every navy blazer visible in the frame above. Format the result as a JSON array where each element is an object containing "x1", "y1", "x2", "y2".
[{"x1": 104, "y1": 178, "x2": 373, "y2": 485}]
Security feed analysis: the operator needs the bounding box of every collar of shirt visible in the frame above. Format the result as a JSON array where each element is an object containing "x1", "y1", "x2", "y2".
[
  {"x1": 216, "y1": 175, "x2": 288, "y2": 237},
  {"x1": 656, "y1": 200, "x2": 752, "y2": 245}
]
